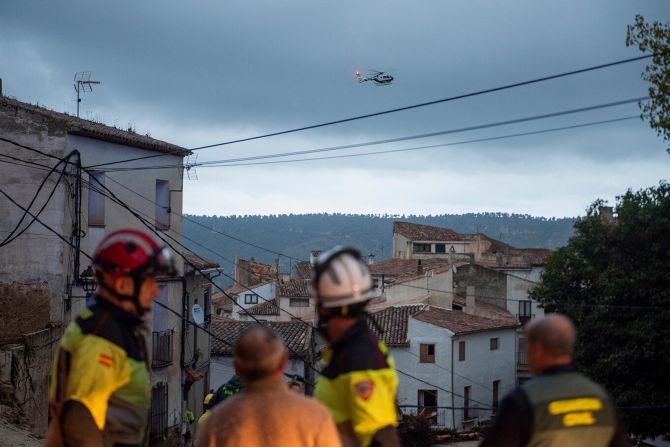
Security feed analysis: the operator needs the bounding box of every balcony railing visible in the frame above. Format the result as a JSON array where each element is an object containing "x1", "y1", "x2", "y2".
[
  {"x1": 150, "y1": 382, "x2": 168, "y2": 439},
  {"x1": 152, "y1": 330, "x2": 173, "y2": 368},
  {"x1": 517, "y1": 350, "x2": 527, "y2": 366}
]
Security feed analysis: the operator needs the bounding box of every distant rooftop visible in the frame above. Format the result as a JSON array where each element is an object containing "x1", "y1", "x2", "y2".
[
  {"x1": 414, "y1": 306, "x2": 518, "y2": 335},
  {"x1": 371, "y1": 304, "x2": 425, "y2": 346},
  {"x1": 393, "y1": 221, "x2": 466, "y2": 242},
  {"x1": 211, "y1": 317, "x2": 310, "y2": 356},
  {"x1": 369, "y1": 258, "x2": 453, "y2": 284}
]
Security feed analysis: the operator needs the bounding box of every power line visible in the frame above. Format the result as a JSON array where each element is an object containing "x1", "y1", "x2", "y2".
[
  {"x1": 188, "y1": 115, "x2": 641, "y2": 169},
  {"x1": 187, "y1": 98, "x2": 645, "y2": 167},
  {"x1": 98, "y1": 112, "x2": 642, "y2": 172},
  {"x1": 85, "y1": 54, "x2": 652, "y2": 168}
]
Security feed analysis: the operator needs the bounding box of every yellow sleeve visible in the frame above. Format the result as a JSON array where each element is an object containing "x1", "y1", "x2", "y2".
[
  {"x1": 64, "y1": 333, "x2": 131, "y2": 430},
  {"x1": 345, "y1": 368, "x2": 399, "y2": 447}
]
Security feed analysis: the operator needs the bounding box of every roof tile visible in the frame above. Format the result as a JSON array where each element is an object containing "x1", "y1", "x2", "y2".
[{"x1": 211, "y1": 317, "x2": 310, "y2": 356}]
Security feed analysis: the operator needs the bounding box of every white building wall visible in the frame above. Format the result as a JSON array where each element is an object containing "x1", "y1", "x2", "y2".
[
  {"x1": 505, "y1": 274, "x2": 544, "y2": 320},
  {"x1": 393, "y1": 319, "x2": 455, "y2": 427},
  {"x1": 370, "y1": 270, "x2": 452, "y2": 311},
  {"x1": 234, "y1": 282, "x2": 276, "y2": 320},
  {"x1": 210, "y1": 355, "x2": 305, "y2": 391},
  {"x1": 452, "y1": 328, "x2": 516, "y2": 429}
]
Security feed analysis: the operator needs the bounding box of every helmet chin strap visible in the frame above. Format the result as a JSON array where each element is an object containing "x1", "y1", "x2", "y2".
[{"x1": 98, "y1": 274, "x2": 149, "y2": 317}]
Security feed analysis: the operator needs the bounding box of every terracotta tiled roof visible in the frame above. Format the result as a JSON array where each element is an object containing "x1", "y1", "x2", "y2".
[
  {"x1": 279, "y1": 279, "x2": 311, "y2": 297},
  {"x1": 413, "y1": 306, "x2": 519, "y2": 335},
  {"x1": 211, "y1": 292, "x2": 233, "y2": 312},
  {"x1": 239, "y1": 298, "x2": 280, "y2": 316},
  {"x1": 236, "y1": 258, "x2": 277, "y2": 287},
  {"x1": 0, "y1": 96, "x2": 190, "y2": 156},
  {"x1": 183, "y1": 252, "x2": 219, "y2": 271},
  {"x1": 211, "y1": 317, "x2": 310, "y2": 356},
  {"x1": 370, "y1": 304, "x2": 426, "y2": 346},
  {"x1": 293, "y1": 261, "x2": 313, "y2": 280},
  {"x1": 369, "y1": 258, "x2": 452, "y2": 284},
  {"x1": 393, "y1": 221, "x2": 466, "y2": 241}
]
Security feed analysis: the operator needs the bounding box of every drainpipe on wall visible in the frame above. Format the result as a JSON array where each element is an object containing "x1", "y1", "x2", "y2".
[{"x1": 451, "y1": 337, "x2": 456, "y2": 428}]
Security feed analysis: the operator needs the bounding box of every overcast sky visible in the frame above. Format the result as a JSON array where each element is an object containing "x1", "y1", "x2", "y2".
[{"x1": 1, "y1": 0, "x2": 668, "y2": 217}]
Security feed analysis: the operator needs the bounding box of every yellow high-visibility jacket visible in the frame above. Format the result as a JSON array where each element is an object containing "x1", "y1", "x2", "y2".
[
  {"x1": 49, "y1": 301, "x2": 151, "y2": 445},
  {"x1": 315, "y1": 320, "x2": 398, "y2": 447}
]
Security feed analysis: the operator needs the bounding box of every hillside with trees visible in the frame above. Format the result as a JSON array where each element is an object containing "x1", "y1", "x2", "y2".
[{"x1": 182, "y1": 213, "x2": 576, "y2": 280}]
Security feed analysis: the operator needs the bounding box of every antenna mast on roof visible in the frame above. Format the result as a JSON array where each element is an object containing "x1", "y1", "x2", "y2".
[{"x1": 74, "y1": 71, "x2": 101, "y2": 118}]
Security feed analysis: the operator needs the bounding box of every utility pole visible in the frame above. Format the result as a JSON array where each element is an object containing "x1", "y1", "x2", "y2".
[{"x1": 74, "y1": 71, "x2": 100, "y2": 118}]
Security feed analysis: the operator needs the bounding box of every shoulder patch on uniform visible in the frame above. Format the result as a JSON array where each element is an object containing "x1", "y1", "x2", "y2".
[{"x1": 354, "y1": 380, "x2": 374, "y2": 400}]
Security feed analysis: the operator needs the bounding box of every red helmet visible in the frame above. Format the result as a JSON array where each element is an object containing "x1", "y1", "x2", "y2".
[{"x1": 93, "y1": 228, "x2": 175, "y2": 278}]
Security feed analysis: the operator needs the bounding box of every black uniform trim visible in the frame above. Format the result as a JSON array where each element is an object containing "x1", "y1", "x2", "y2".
[
  {"x1": 76, "y1": 301, "x2": 146, "y2": 362},
  {"x1": 321, "y1": 319, "x2": 390, "y2": 379}
]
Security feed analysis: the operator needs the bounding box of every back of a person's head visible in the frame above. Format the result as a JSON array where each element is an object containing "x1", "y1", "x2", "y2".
[
  {"x1": 234, "y1": 326, "x2": 287, "y2": 381},
  {"x1": 526, "y1": 313, "x2": 576, "y2": 357}
]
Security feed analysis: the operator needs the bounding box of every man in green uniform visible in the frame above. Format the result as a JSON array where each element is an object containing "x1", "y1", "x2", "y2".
[
  {"x1": 480, "y1": 314, "x2": 629, "y2": 447},
  {"x1": 312, "y1": 247, "x2": 400, "y2": 447},
  {"x1": 46, "y1": 228, "x2": 175, "y2": 447}
]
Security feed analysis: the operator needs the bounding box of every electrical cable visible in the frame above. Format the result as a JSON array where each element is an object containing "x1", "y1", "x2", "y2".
[
  {"x1": 99, "y1": 114, "x2": 642, "y2": 171},
  {"x1": 0, "y1": 151, "x2": 77, "y2": 247},
  {"x1": 85, "y1": 54, "x2": 653, "y2": 169}
]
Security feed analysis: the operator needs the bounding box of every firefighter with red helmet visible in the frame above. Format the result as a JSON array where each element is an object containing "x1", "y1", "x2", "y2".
[
  {"x1": 312, "y1": 247, "x2": 400, "y2": 447},
  {"x1": 46, "y1": 229, "x2": 175, "y2": 447}
]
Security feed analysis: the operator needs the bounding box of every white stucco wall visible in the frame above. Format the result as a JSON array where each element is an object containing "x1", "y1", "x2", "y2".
[
  {"x1": 369, "y1": 270, "x2": 453, "y2": 311},
  {"x1": 393, "y1": 318, "x2": 516, "y2": 429},
  {"x1": 452, "y1": 328, "x2": 516, "y2": 428},
  {"x1": 210, "y1": 355, "x2": 305, "y2": 390},
  {"x1": 234, "y1": 282, "x2": 276, "y2": 320},
  {"x1": 505, "y1": 274, "x2": 544, "y2": 321}
]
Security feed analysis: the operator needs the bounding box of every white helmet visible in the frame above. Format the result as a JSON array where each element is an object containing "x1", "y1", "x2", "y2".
[{"x1": 312, "y1": 246, "x2": 374, "y2": 308}]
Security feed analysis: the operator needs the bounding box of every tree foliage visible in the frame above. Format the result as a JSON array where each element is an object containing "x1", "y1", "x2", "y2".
[
  {"x1": 626, "y1": 15, "x2": 670, "y2": 154},
  {"x1": 530, "y1": 182, "x2": 670, "y2": 437}
]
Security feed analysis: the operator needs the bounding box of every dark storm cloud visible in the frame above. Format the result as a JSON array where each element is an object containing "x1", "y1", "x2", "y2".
[{"x1": 1, "y1": 0, "x2": 668, "y2": 217}]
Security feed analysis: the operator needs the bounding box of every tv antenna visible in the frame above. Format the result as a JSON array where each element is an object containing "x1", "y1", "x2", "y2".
[
  {"x1": 74, "y1": 71, "x2": 101, "y2": 117},
  {"x1": 185, "y1": 153, "x2": 199, "y2": 180}
]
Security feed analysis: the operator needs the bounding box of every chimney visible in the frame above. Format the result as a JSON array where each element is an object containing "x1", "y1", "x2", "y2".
[
  {"x1": 599, "y1": 206, "x2": 614, "y2": 223},
  {"x1": 0, "y1": 78, "x2": 3, "y2": 96},
  {"x1": 465, "y1": 285, "x2": 476, "y2": 315},
  {"x1": 368, "y1": 253, "x2": 375, "y2": 265},
  {"x1": 417, "y1": 259, "x2": 423, "y2": 275}
]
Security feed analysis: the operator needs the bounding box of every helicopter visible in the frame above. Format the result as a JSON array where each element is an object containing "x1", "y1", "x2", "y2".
[{"x1": 355, "y1": 69, "x2": 394, "y2": 86}]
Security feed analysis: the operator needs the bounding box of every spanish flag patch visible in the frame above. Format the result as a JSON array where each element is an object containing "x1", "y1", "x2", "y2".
[{"x1": 99, "y1": 354, "x2": 113, "y2": 367}]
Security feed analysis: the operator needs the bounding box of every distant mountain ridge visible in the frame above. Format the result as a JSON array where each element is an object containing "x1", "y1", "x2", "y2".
[{"x1": 182, "y1": 213, "x2": 576, "y2": 280}]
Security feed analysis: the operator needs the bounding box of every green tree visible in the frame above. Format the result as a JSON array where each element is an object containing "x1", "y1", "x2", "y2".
[
  {"x1": 530, "y1": 182, "x2": 670, "y2": 437},
  {"x1": 626, "y1": 15, "x2": 670, "y2": 154}
]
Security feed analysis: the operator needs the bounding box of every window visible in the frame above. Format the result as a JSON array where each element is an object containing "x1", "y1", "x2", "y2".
[
  {"x1": 152, "y1": 285, "x2": 168, "y2": 332},
  {"x1": 464, "y1": 386, "x2": 471, "y2": 420},
  {"x1": 244, "y1": 294, "x2": 259, "y2": 305},
  {"x1": 490, "y1": 338, "x2": 499, "y2": 351},
  {"x1": 419, "y1": 343, "x2": 435, "y2": 363},
  {"x1": 152, "y1": 329, "x2": 174, "y2": 368},
  {"x1": 87, "y1": 171, "x2": 105, "y2": 226},
  {"x1": 492, "y1": 380, "x2": 500, "y2": 412},
  {"x1": 435, "y1": 243, "x2": 446, "y2": 253},
  {"x1": 155, "y1": 179, "x2": 170, "y2": 229},
  {"x1": 289, "y1": 298, "x2": 309, "y2": 307},
  {"x1": 372, "y1": 278, "x2": 379, "y2": 289},
  {"x1": 519, "y1": 300, "x2": 532, "y2": 324},
  {"x1": 150, "y1": 382, "x2": 168, "y2": 439},
  {"x1": 458, "y1": 340, "x2": 465, "y2": 361},
  {"x1": 413, "y1": 243, "x2": 431, "y2": 253}
]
